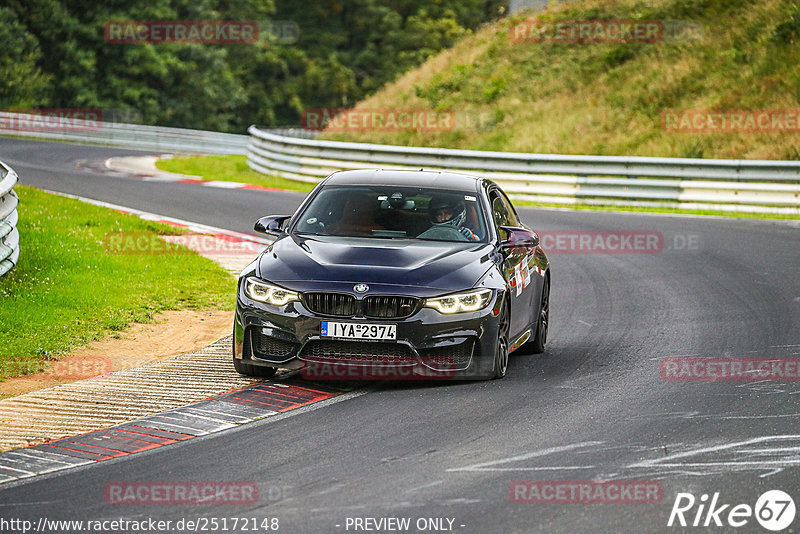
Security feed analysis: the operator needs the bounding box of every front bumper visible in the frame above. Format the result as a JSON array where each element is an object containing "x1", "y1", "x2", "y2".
[{"x1": 233, "y1": 290, "x2": 502, "y2": 380}]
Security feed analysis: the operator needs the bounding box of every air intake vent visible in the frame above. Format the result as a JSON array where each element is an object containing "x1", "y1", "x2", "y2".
[
  {"x1": 363, "y1": 296, "x2": 419, "y2": 319},
  {"x1": 303, "y1": 292, "x2": 356, "y2": 317},
  {"x1": 299, "y1": 341, "x2": 414, "y2": 365}
]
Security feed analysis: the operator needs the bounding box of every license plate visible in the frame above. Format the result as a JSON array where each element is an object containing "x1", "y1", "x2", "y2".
[{"x1": 321, "y1": 322, "x2": 396, "y2": 341}]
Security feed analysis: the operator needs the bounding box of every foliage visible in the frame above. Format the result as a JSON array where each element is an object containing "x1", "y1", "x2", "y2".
[{"x1": 0, "y1": 0, "x2": 505, "y2": 131}]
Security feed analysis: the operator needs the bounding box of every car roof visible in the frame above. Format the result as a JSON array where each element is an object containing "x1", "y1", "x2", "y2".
[{"x1": 322, "y1": 169, "x2": 483, "y2": 192}]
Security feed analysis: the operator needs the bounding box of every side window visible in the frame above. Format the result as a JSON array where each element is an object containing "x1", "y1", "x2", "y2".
[
  {"x1": 490, "y1": 190, "x2": 519, "y2": 240},
  {"x1": 498, "y1": 190, "x2": 520, "y2": 227}
]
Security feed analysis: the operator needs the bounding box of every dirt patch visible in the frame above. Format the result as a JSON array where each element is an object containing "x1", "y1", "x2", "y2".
[{"x1": 0, "y1": 310, "x2": 232, "y2": 400}]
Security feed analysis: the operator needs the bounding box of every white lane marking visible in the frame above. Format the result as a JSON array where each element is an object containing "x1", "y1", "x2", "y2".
[
  {"x1": 632, "y1": 411, "x2": 800, "y2": 421},
  {"x1": 453, "y1": 466, "x2": 595, "y2": 472},
  {"x1": 628, "y1": 435, "x2": 800, "y2": 469},
  {"x1": 309, "y1": 482, "x2": 347, "y2": 497},
  {"x1": 698, "y1": 413, "x2": 800, "y2": 420},
  {"x1": 141, "y1": 175, "x2": 181, "y2": 182},
  {"x1": 0, "y1": 453, "x2": 85, "y2": 475},
  {"x1": 629, "y1": 411, "x2": 700, "y2": 419},
  {"x1": 734, "y1": 382, "x2": 795, "y2": 395},
  {"x1": 0, "y1": 388, "x2": 370, "y2": 490},
  {"x1": 201, "y1": 180, "x2": 246, "y2": 189},
  {"x1": 221, "y1": 388, "x2": 372, "y2": 430},
  {"x1": 643, "y1": 460, "x2": 800, "y2": 467},
  {"x1": 440, "y1": 498, "x2": 480, "y2": 505},
  {"x1": 737, "y1": 447, "x2": 800, "y2": 454},
  {"x1": 178, "y1": 407, "x2": 261, "y2": 425},
  {"x1": 0, "y1": 465, "x2": 35, "y2": 477},
  {"x1": 405, "y1": 480, "x2": 443, "y2": 493},
  {"x1": 446, "y1": 441, "x2": 604, "y2": 472}
]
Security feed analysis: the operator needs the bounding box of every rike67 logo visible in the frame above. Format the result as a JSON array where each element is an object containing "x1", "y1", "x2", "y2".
[{"x1": 668, "y1": 490, "x2": 796, "y2": 531}]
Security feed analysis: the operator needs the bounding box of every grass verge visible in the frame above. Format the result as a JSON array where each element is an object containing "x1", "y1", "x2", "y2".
[
  {"x1": 0, "y1": 186, "x2": 236, "y2": 380},
  {"x1": 155, "y1": 154, "x2": 316, "y2": 192}
]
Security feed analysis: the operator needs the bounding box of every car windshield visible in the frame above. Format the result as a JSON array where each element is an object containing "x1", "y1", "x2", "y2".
[{"x1": 293, "y1": 186, "x2": 488, "y2": 242}]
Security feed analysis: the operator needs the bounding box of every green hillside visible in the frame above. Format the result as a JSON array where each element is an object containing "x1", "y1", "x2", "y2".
[{"x1": 323, "y1": 0, "x2": 800, "y2": 160}]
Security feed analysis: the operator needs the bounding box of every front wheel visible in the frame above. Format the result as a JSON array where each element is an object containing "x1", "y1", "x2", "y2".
[
  {"x1": 528, "y1": 275, "x2": 549, "y2": 354},
  {"x1": 493, "y1": 300, "x2": 510, "y2": 379}
]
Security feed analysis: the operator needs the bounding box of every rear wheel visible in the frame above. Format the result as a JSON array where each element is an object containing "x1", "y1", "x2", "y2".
[
  {"x1": 493, "y1": 300, "x2": 510, "y2": 379},
  {"x1": 529, "y1": 275, "x2": 549, "y2": 354}
]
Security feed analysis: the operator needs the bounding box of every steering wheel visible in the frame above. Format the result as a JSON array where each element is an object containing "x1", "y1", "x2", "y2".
[
  {"x1": 300, "y1": 217, "x2": 326, "y2": 233},
  {"x1": 417, "y1": 225, "x2": 469, "y2": 241}
]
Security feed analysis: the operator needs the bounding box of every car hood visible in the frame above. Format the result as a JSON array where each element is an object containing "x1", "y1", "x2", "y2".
[{"x1": 256, "y1": 234, "x2": 494, "y2": 295}]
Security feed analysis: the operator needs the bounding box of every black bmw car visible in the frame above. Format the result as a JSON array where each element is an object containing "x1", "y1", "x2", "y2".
[{"x1": 233, "y1": 169, "x2": 550, "y2": 380}]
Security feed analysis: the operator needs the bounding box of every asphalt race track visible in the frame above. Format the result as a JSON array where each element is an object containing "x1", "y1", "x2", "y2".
[{"x1": 2, "y1": 138, "x2": 800, "y2": 533}]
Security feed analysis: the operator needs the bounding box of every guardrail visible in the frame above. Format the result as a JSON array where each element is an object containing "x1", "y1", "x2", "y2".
[
  {"x1": 509, "y1": 0, "x2": 550, "y2": 14},
  {"x1": 0, "y1": 112, "x2": 249, "y2": 155},
  {"x1": 0, "y1": 160, "x2": 20, "y2": 277},
  {"x1": 247, "y1": 126, "x2": 800, "y2": 214}
]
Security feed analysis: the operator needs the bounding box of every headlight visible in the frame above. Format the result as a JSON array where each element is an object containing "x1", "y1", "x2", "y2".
[
  {"x1": 244, "y1": 278, "x2": 298, "y2": 306},
  {"x1": 424, "y1": 289, "x2": 492, "y2": 314}
]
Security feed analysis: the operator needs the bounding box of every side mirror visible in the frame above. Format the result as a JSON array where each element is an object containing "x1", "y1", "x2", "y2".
[
  {"x1": 254, "y1": 215, "x2": 290, "y2": 237},
  {"x1": 500, "y1": 226, "x2": 539, "y2": 249}
]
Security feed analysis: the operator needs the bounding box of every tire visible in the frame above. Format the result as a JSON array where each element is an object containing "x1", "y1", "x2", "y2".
[
  {"x1": 528, "y1": 275, "x2": 549, "y2": 354},
  {"x1": 232, "y1": 336, "x2": 278, "y2": 378},
  {"x1": 493, "y1": 300, "x2": 510, "y2": 379}
]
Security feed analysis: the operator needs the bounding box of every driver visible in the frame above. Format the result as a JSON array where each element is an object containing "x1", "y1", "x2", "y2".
[{"x1": 428, "y1": 196, "x2": 479, "y2": 241}]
